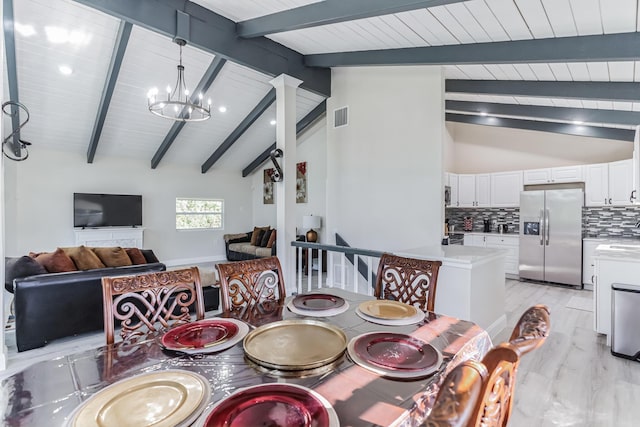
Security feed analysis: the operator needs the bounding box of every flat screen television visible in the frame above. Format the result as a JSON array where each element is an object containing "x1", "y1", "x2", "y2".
[{"x1": 74, "y1": 193, "x2": 142, "y2": 228}]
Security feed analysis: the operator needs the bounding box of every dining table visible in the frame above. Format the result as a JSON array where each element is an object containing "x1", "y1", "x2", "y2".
[{"x1": 1, "y1": 288, "x2": 492, "y2": 427}]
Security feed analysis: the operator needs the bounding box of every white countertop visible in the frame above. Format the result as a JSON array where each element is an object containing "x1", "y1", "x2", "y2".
[
  {"x1": 594, "y1": 243, "x2": 640, "y2": 261},
  {"x1": 397, "y1": 244, "x2": 507, "y2": 267}
]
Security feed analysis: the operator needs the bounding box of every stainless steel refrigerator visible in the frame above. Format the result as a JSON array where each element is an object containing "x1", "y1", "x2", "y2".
[{"x1": 519, "y1": 188, "x2": 583, "y2": 287}]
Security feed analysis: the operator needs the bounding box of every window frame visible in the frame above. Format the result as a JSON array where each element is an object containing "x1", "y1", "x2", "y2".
[{"x1": 175, "y1": 198, "x2": 224, "y2": 231}]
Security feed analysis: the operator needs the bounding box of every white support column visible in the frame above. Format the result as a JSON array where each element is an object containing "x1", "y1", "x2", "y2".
[
  {"x1": 270, "y1": 74, "x2": 302, "y2": 295},
  {"x1": 0, "y1": 1, "x2": 7, "y2": 371}
]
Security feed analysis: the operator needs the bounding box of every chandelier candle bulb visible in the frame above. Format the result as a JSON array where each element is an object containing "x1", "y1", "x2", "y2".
[{"x1": 148, "y1": 39, "x2": 211, "y2": 122}]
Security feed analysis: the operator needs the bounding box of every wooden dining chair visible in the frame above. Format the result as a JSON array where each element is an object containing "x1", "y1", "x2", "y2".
[
  {"x1": 509, "y1": 304, "x2": 551, "y2": 355},
  {"x1": 216, "y1": 256, "x2": 285, "y2": 325},
  {"x1": 101, "y1": 267, "x2": 204, "y2": 345},
  {"x1": 469, "y1": 343, "x2": 521, "y2": 427},
  {"x1": 374, "y1": 253, "x2": 442, "y2": 312},
  {"x1": 423, "y1": 360, "x2": 488, "y2": 427}
]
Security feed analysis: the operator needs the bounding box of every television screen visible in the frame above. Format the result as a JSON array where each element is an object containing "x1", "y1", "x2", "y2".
[{"x1": 74, "y1": 193, "x2": 142, "y2": 228}]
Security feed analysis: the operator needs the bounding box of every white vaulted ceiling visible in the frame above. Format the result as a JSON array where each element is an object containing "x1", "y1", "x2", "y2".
[{"x1": 6, "y1": 0, "x2": 640, "y2": 173}]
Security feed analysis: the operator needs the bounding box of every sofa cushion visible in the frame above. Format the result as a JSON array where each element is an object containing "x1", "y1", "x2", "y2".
[
  {"x1": 62, "y1": 246, "x2": 106, "y2": 270},
  {"x1": 267, "y1": 229, "x2": 277, "y2": 248},
  {"x1": 229, "y1": 242, "x2": 258, "y2": 255},
  {"x1": 125, "y1": 247, "x2": 147, "y2": 265},
  {"x1": 250, "y1": 226, "x2": 270, "y2": 245},
  {"x1": 5, "y1": 256, "x2": 48, "y2": 292},
  {"x1": 254, "y1": 230, "x2": 266, "y2": 247},
  {"x1": 260, "y1": 229, "x2": 273, "y2": 247},
  {"x1": 92, "y1": 247, "x2": 133, "y2": 267},
  {"x1": 141, "y1": 249, "x2": 159, "y2": 263},
  {"x1": 255, "y1": 247, "x2": 273, "y2": 257},
  {"x1": 32, "y1": 248, "x2": 78, "y2": 273}
]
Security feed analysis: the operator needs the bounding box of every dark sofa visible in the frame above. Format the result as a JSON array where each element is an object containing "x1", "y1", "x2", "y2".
[
  {"x1": 224, "y1": 230, "x2": 276, "y2": 261},
  {"x1": 10, "y1": 263, "x2": 221, "y2": 352}
]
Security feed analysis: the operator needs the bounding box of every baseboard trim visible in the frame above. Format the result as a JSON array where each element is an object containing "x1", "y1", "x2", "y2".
[
  {"x1": 485, "y1": 314, "x2": 508, "y2": 341},
  {"x1": 164, "y1": 255, "x2": 226, "y2": 268}
]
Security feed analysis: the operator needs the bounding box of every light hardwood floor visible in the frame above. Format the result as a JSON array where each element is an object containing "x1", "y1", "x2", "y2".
[
  {"x1": 2, "y1": 279, "x2": 639, "y2": 426},
  {"x1": 500, "y1": 279, "x2": 640, "y2": 427}
]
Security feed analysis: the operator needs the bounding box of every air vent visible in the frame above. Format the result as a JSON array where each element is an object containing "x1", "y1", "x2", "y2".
[{"x1": 333, "y1": 106, "x2": 348, "y2": 128}]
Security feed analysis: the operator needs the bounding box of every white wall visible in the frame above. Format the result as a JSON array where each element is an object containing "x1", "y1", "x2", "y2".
[
  {"x1": 252, "y1": 118, "x2": 327, "y2": 242},
  {"x1": 450, "y1": 123, "x2": 633, "y2": 173},
  {"x1": 4, "y1": 149, "x2": 253, "y2": 263},
  {"x1": 326, "y1": 66, "x2": 445, "y2": 252}
]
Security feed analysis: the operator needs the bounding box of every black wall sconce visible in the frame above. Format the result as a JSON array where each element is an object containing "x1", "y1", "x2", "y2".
[{"x1": 269, "y1": 148, "x2": 283, "y2": 182}]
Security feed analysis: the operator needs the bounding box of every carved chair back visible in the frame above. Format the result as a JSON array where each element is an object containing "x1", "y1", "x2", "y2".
[
  {"x1": 424, "y1": 360, "x2": 488, "y2": 427},
  {"x1": 101, "y1": 267, "x2": 204, "y2": 345},
  {"x1": 374, "y1": 253, "x2": 442, "y2": 312},
  {"x1": 216, "y1": 257, "x2": 285, "y2": 325},
  {"x1": 509, "y1": 304, "x2": 551, "y2": 355},
  {"x1": 470, "y1": 343, "x2": 521, "y2": 427}
]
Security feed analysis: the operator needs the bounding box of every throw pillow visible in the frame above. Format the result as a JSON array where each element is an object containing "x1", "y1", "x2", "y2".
[
  {"x1": 125, "y1": 248, "x2": 147, "y2": 265},
  {"x1": 260, "y1": 229, "x2": 272, "y2": 247},
  {"x1": 32, "y1": 248, "x2": 78, "y2": 273},
  {"x1": 254, "y1": 230, "x2": 265, "y2": 248},
  {"x1": 92, "y1": 247, "x2": 133, "y2": 267},
  {"x1": 5, "y1": 256, "x2": 48, "y2": 292},
  {"x1": 250, "y1": 226, "x2": 270, "y2": 245},
  {"x1": 141, "y1": 249, "x2": 160, "y2": 263},
  {"x1": 267, "y1": 229, "x2": 277, "y2": 248},
  {"x1": 62, "y1": 246, "x2": 106, "y2": 270}
]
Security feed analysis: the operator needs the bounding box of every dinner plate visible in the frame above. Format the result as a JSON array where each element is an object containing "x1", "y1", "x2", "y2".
[
  {"x1": 161, "y1": 318, "x2": 249, "y2": 354},
  {"x1": 355, "y1": 307, "x2": 425, "y2": 326},
  {"x1": 243, "y1": 319, "x2": 347, "y2": 370},
  {"x1": 66, "y1": 370, "x2": 210, "y2": 427},
  {"x1": 194, "y1": 383, "x2": 339, "y2": 427},
  {"x1": 287, "y1": 300, "x2": 350, "y2": 318},
  {"x1": 359, "y1": 300, "x2": 418, "y2": 320},
  {"x1": 292, "y1": 293, "x2": 346, "y2": 311},
  {"x1": 348, "y1": 332, "x2": 443, "y2": 379}
]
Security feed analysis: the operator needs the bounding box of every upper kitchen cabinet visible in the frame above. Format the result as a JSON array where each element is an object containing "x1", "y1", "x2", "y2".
[
  {"x1": 585, "y1": 160, "x2": 633, "y2": 206},
  {"x1": 608, "y1": 159, "x2": 634, "y2": 205},
  {"x1": 458, "y1": 174, "x2": 490, "y2": 207},
  {"x1": 446, "y1": 173, "x2": 459, "y2": 207},
  {"x1": 523, "y1": 165, "x2": 584, "y2": 185},
  {"x1": 490, "y1": 171, "x2": 523, "y2": 207}
]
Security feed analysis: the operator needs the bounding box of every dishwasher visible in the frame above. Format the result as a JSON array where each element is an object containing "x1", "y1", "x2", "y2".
[{"x1": 611, "y1": 283, "x2": 640, "y2": 361}]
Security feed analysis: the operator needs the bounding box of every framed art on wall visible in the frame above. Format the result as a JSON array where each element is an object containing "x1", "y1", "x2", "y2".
[
  {"x1": 297, "y1": 162, "x2": 307, "y2": 203},
  {"x1": 263, "y1": 168, "x2": 274, "y2": 204}
]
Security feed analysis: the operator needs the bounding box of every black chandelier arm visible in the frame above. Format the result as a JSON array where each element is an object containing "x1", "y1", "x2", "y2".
[{"x1": 2, "y1": 101, "x2": 30, "y2": 145}]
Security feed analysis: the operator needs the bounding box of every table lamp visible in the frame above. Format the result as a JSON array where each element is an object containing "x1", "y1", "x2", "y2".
[{"x1": 303, "y1": 215, "x2": 322, "y2": 242}]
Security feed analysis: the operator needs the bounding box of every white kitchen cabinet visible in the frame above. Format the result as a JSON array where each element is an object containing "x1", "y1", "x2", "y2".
[
  {"x1": 523, "y1": 168, "x2": 552, "y2": 185},
  {"x1": 523, "y1": 165, "x2": 584, "y2": 185},
  {"x1": 582, "y1": 239, "x2": 603, "y2": 287},
  {"x1": 458, "y1": 174, "x2": 477, "y2": 207},
  {"x1": 584, "y1": 163, "x2": 609, "y2": 206},
  {"x1": 585, "y1": 160, "x2": 633, "y2": 206},
  {"x1": 593, "y1": 246, "x2": 640, "y2": 344},
  {"x1": 463, "y1": 233, "x2": 519, "y2": 276},
  {"x1": 457, "y1": 174, "x2": 490, "y2": 207},
  {"x1": 608, "y1": 159, "x2": 633, "y2": 205},
  {"x1": 448, "y1": 173, "x2": 459, "y2": 207},
  {"x1": 490, "y1": 171, "x2": 523, "y2": 207},
  {"x1": 476, "y1": 174, "x2": 491, "y2": 207}
]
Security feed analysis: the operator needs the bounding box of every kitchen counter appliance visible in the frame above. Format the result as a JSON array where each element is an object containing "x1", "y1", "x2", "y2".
[{"x1": 519, "y1": 188, "x2": 583, "y2": 287}]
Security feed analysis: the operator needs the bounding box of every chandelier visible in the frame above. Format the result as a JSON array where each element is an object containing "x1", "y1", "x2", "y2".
[{"x1": 147, "y1": 38, "x2": 211, "y2": 122}]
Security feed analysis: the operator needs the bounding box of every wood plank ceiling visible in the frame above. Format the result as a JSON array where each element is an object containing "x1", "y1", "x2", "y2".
[{"x1": 6, "y1": 0, "x2": 640, "y2": 174}]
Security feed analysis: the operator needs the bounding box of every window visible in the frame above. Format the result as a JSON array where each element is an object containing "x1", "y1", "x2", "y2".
[{"x1": 176, "y1": 198, "x2": 223, "y2": 230}]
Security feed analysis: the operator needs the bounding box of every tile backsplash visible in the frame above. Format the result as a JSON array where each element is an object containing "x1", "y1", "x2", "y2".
[
  {"x1": 583, "y1": 206, "x2": 640, "y2": 238},
  {"x1": 447, "y1": 205, "x2": 640, "y2": 238},
  {"x1": 446, "y1": 207, "x2": 520, "y2": 233}
]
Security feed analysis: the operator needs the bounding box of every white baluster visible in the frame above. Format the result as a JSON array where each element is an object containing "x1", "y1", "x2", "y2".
[
  {"x1": 341, "y1": 253, "x2": 346, "y2": 290},
  {"x1": 328, "y1": 251, "x2": 334, "y2": 288},
  {"x1": 307, "y1": 247, "x2": 312, "y2": 292},
  {"x1": 297, "y1": 247, "x2": 302, "y2": 294},
  {"x1": 353, "y1": 254, "x2": 359, "y2": 293},
  {"x1": 318, "y1": 249, "x2": 323, "y2": 289},
  {"x1": 367, "y1": 256, "x2": 373, "y2": 296}
]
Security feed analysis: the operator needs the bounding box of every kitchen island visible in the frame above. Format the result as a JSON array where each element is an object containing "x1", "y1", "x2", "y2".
[
  {"x1": 593, "y1": 243, "x2": 640, "y2": 345},
  {"x1": 397, "y1": 245, "x2": 507, "y2": 339}
]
